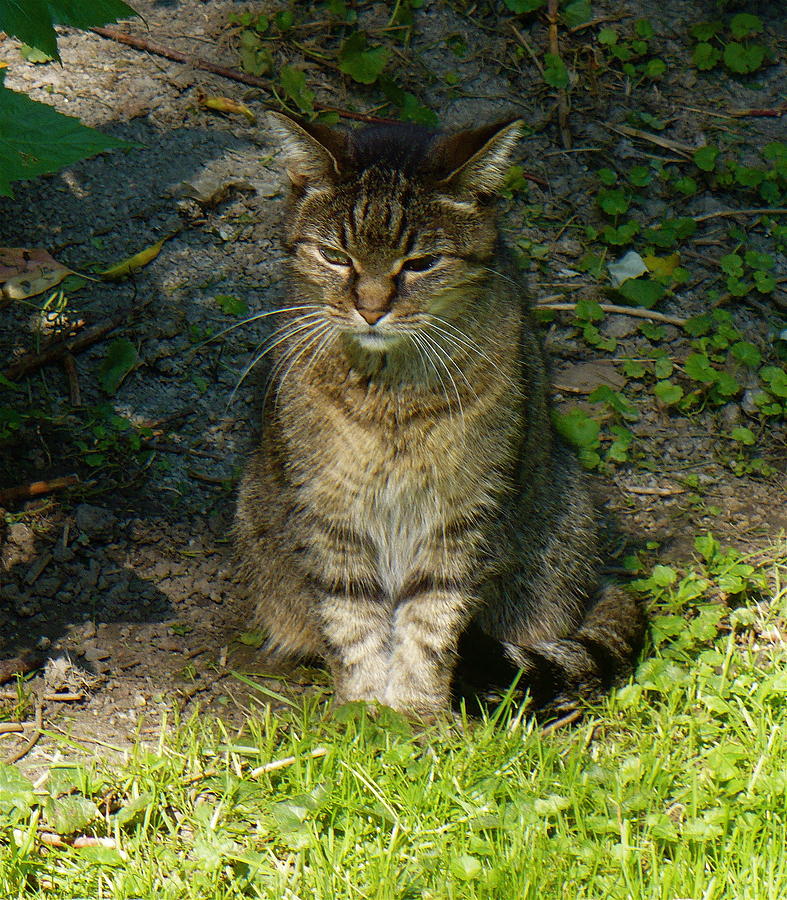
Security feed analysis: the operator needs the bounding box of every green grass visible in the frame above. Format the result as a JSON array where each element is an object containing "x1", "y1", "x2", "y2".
[{"x1": 1, "y1": 537, "x2": 786, "y2": 899}]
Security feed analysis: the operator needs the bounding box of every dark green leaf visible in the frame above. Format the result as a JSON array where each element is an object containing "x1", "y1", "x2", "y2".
[
  {"x1": 0, "y1": 74, "x2": 132, "y2": 198},
  {"x1": 45, "y1": 795, "x2": 100, "y2": 835},
  {"x1": 690, "y1": 21, "x2": 723, "y2": 42},
  {"x1": 543, "y1": 53, "x2": 569, "y2": 89},
  {"x1": 635, "y1": 19, "x2": 654, "y2": 39},
  {"x1": 723, "y1": 42, "x2": 766, "y2": 75},
  {"x1": 279, "y1": 65, "x2": 314, "y2": 114},
  {"x1": 618, "y1": 278, "x2": 665, "y2": 309},
  {"x1": 214, "y1": 294, "x2": 248, "y2": 316},
  {"x1": 719, "y1": 253, "x2": 743, "y2": 277},
  {"x1": 729, "y1": 13, "x2": 763, "y2": 39},
  {"x1": 503, "y1": 0, "x2": 544, "y2": 12},
  {"x1": 653, "y1": 380, "x2": 683, "y2": 406},
  {"x1": 553, "y1": 408, "x2": 601, "y2": 450},
  {"x1": 693, "y1": 145, "x2": 719, "y2": 172},
  {"x1": 98, "y1": 337, "x2": 138, "y2": 395},
  {"x1": 683, "y1": 353, "x2": 717, "y2": 383},
  {"x1": 730, "y1": 341, "x2": 761, "y2": 367},
  {"x1": 0, "y1": 0, "x2": 137, "y2": 60},
  {"x1": 562, "y1": 0, "x2": 591, "y2": 28},
  {"x1": 731, "y1": 426, "x2": 755, "y2": 445},
  {"x1": 338, "y1": 32, "x2": 388, "y2": 84},
  {"x1": 692, "y1": 42, "x2": 721, "y2": 70}
]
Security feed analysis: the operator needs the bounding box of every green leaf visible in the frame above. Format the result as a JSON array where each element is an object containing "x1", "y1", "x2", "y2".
[
  {"x1": 597, "y1": 168, "x2": 617, "y2": 185},
  {"x1": 618, "y1": 278, "x2": 665, "y2": 309},
  {"x1": 684, "y1": 353, "x2": 716, "y2": 383},
  {"x1": 562, "y1": 0, "x2": 591, "y2": 28},
  {"x1": 503, "y1": 0, "x2": 544, "y2": 11},
  {"x1": 692, "y1": 42, "x2": 721, "y2": 70},
  {"x1": 602, "y1": 222, "x2": 639, "y2": 245},
  {"x1": 543, "y1": 53, "x2": 569, "y2": 89},
  {"x1": 719, "y1": 253, "x2": 743, "y2": 277},
  {"x1": 731, "y1": 426, "x2": 755, "y2": 445},
  {"x1": 690, "y1": 21, "x2": 723, "y2": 42},
  {"x1": 693, "y1": 145, "x2": 719, "y2": 172},
  {"x1": 760, "y1": 366, "x2": 787, "y2": 398},
  {"x1": 45, "y1": 795, "x2": 100, "y2": 835},
  {"x1": 0, "y1": 764, "x2": 35, "y2": 815},
  {"x1": 451, "y1": 854, "x2": 482, "y2": 881},
  {"x1": 753, "y1": 270, "x2": 776, "y2": 293},
  {"x1": 214, "y1": 294, "x2": 248, "y2": 316},
  {"x1": 723, "y1": 42, "x2": 766, "y2": 75},
  {"x1": 574, "y1": 298, "x2": 604, "y2": 322},
  {"x1": 644, "y1": 58, "x2": 666, "y2": 78},
  {"x1": 19, "y1": 43, "x2": 54, "y2": 63},
  {"x1": 0, "y1": 0, "x2": 137, "y2": 60},
  {"x1": 653, "y1": 380, "x2": 683, "y2": 406},
  {"x1": 0, "y1": 73, "x2": 132, "y2": 198},
  {"x1": 98, "y1": 337, "x2": 138, "y2": 395},
  {"x1": 113, "y1": 792, "x2": 154, "y2": 827},
  {"x1": 744, "y1": 250, "x2": 774, "y2": 271},
  {"x1": 598, "y1": 27, "x2": 617, "y2": 45},
  {"x1": 628, "y1": 166, "x2": 652, "y2": 186},
  {"x1": 654, "y1": 356, "x2": 673, "y2": 379},
  {"x1": 338, "y1": 32, "x2": 389, "y2": 84},
  {"x1": 597, "y1": 188, "x2": 629, "y2": 215},
  {"x1": 279, "y1": 65, "x2": 314, "y2": 114},
  {"x1": 553, "y1": 408, "x2": 601, "y2": 450},
  {"x1": 635, "y1": 19, "x2": 654, "y2": 39},
  {"x1": 729, "y1": 13, "x2": 763, "y2": 39},
  {"x1": 730, "y1": 341, "x2": 761, "y2": 368}
]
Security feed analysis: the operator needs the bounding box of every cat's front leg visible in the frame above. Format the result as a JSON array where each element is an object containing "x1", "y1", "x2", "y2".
[
  {"x1": 318, "y1": 593, "x2": 392, "y2": 705},
  {"x1": 385, "y1": 587, "x2": 473, "y2": 715}
]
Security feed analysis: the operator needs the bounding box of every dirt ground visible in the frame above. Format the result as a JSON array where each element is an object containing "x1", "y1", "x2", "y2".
[{"x1": 0, "y1": 0, "x2": 785, "y2": 769}]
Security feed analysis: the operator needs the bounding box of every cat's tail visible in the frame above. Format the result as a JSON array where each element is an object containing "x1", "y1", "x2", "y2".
[{"x1": 505, "y1": 586, "x2": 646, "y2": 716}]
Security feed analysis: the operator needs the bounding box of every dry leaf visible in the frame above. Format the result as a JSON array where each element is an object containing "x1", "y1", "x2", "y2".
[
  {"x1": 644, "y1": 252, "x2": 681, "y2": 278},
  {"x1": 553, "y1": 361, "x2": 627, "y2": 394},
  {"x1": 199, "y1": 96, "x2": 256, "y2": 123},
  {"x1": 100, "y1": 234, "x2": 174, "y2": 281},
  {"x1": 0, "y1": 247, "x2": 73, "y2": 300}
]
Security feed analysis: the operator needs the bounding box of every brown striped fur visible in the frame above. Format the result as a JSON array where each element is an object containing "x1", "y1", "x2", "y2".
[{"x1": 235, "y1": 112, "x2": 645, "y2": 716}]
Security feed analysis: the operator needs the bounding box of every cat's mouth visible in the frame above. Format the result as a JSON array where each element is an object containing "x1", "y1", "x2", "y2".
[{"x1": 354, "y1": 328, "x2": 401, "y2": 352}]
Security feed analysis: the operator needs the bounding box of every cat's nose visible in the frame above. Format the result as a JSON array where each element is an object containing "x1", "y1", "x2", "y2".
[{"x1": 357, "y1": 307, "x2": 387, "y2": 325}]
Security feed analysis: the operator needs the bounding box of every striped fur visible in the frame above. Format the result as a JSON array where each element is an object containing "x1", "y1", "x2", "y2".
[{"x1": 235, "y1": 113, "x2": 645, "y2": 716}]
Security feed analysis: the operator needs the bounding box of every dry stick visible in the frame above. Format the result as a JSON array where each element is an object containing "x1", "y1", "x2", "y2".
[
  {"x1": 540, "y1": 708, "x2": 582, "y2": 736},
  {"x1": 547, "y1": 0, "x2": 572, "y2": 149},
  {"x1": 692, "y1": 207, "x2": 787, "y2": 223},
  {"x1": 605, "y1": 123, "x2": 693, "y2": 157},
  {"x1": 90, "y1": 27, "x2": 400, "y2": 126},
  {"x1": 0, "y1": 723, "x2": 24, "y2": 735},
  {"x1": 535, "y1": 301, "x2": 686, "y2": 328},
  {"x1": 182, "y1": 746, "x2": 329, "y2": 786},
  {"x1": 728, "y1": 103, "x2": 787, "y2": 118},
  {"x1": 0, "y1": 692, "x2": 84, "y2": 702},
  {"x1": 510, "y1": 24, "x2": 544, "y2": 76},
  {"x1": 4, "y1": 702, "x2": 43, "y2": 765},
  {"x1": 4, "y1": 314, "x2": 124, "y2": 381},
  {"x1": 0, "y1": 475, "x2": 79, "y2": 506},
  {"x1": 62, "y1": 353, "x2": 81, "y2": 406}
]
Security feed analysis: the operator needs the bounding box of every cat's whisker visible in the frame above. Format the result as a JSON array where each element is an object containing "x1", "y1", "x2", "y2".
[
  {"x1": 261, "y1": 323, "x2": 330, "y2": 414},
  {"x1": 477, "y1": 264, "x2": 521, "y2": 289},
  {"x1": 429, "y1": 317, "x2": 518, "y2": 390},
  {"x1": 421, "y1": 328, "x2": 481, "y2": 404},
  {"x1": 274, "y1": 323, "x2": 334, "y2": 410},
  {"x1": 227, "y1": 317, "x2": 326, "y2": 410},
  {"x1": 409, "y1": 332, "x2": 451, "y2": 415},
  {"x1": 416, "y1": 331, "x2": 466, "y2": 431},
  {"x1": 191, "y1": 304, "x2": 323, "y2": 353}
]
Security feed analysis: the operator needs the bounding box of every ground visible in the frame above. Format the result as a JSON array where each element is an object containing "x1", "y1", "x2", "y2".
[{"x1": 0, "y1": 0, "x2": 785, "y2": 771}]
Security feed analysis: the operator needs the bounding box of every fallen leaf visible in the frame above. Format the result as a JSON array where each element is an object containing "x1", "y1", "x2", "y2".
[
  {"x1": 553, "y1": 360, "x2": 627, "y2": 394},
  {"x1": 644, "y1": 252, "x2": 681, "y2": 278},
  {"x1": 199, "y1": 95, "x2": 256, "y2": 123},
  {"x1": 100, "y1": 234, "x2": 175, "y2": 280},
  {"x1": 98, "y1": 337, "x2": 138, "y2": 394},
  {"x1": 0, "y1": 247, "x2": 73, "y2": 299},
  {"x1": 607, "y1": 250, "x2": 647, "y2": 287}
]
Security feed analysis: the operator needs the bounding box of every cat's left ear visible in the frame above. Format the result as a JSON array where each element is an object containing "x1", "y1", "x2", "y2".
[{"x1": 437, "y1": 119, "x2": 524, "y2": 196}]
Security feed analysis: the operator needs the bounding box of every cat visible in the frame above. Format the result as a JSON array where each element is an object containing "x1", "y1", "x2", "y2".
[{"x1": 234, "y1": 111, "x2": 645, "y2": 717}]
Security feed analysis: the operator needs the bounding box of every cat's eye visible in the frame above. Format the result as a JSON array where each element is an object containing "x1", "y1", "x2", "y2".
[
  {"x1": 318, "y1": 245, "x2": 352, "y2": 267},
  {"x1": 402, "y1": 254, "x2": 441, "y2": 273}
]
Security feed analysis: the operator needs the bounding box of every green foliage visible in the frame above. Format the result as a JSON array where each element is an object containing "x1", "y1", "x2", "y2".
[
  {"x1": 595, "y1": 19, "x2": 666, "y2": 82},
  {"x1": 0, "y1": 72, "x2": 132, "y2": 198},
  {"x1": 689, "y1": 14, "x2": 769, "y2": 75},
  {"x1": 97, "y1": 338, "x2": 138, "y2": 395},
  {"x1": 0, "y1": 0, "x2": 136, "y2": 60},
  {"x1": 279, "y1": 65, "x2": 315, "y2": 114},
  {"x1": 338, "y1": 32, "x2": 389, "y2": 84},
  {"x1": 543, "y1": 52, "x2": 569, "y2": 89}
]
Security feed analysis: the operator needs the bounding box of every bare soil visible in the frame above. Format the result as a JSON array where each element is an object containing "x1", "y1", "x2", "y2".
[{"x1": 0, "y1": 0, "x2": 784, "y2": 769}]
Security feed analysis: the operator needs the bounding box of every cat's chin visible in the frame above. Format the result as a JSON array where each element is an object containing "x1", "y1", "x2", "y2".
[{"x1": 353, "y1": 331, "x2": 401, "y2": 352}]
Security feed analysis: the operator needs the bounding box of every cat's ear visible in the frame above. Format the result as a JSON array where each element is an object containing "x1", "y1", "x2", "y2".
[
  {"x1": 437, "y1": 119, "x2": 524, "y2": 196},
  {"x1": 267, "y1": 111, "x2": 347, "y2": 189}
]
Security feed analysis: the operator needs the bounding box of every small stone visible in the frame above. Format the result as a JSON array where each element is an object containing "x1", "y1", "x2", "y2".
[
  {"x1": 83, "y1": 646, "x2": 111, "y2": 662},
  {"x1": 720, "y1": 403, "x2": 742, "y2": 427},
  {"x1": 603, "y1": 315, "x2": 639, "y2": 339},
  {"x1": 74, "y1": 504, "x2": 116, "y2": 538}
]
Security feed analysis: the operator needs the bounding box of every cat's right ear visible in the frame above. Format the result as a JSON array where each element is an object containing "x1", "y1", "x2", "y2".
[{"x1": 267, "y1": 111, "x2": 346, "y2": 190}]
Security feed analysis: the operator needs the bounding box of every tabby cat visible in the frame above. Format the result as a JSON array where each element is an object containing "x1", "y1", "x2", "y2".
[{"x1": 235, "y1": 111, "x2": 645, "y2": 716}]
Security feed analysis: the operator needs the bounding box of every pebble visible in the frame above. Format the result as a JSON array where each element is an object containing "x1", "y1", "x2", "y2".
[{"x1": 74, "y1": 504, "x2": 116, "y2": 538}]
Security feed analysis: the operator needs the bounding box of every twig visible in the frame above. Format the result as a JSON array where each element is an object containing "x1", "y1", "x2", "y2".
[
  {"x1": 4, "y1": 702, "x2": 43, "y2": 765},
  {"x1": 510, "y1": 24, "x2": 544, "y2": 75},
  {"x1": 536, "y1": 301, "x2": 686, "y2": 327},
  {"x1": 4, "y1": 314, "x2": 125, "y2": 381},
  {"x1": 62, "y1": 353, "x2": 81, "y2": 406},
  {"x1": 547, "y1": 0, "x2": 572, "y2": 149},
  {"x1": 568, "y1": 15, "x2": 628, "y2": 34},
  {"x1": 0, "y1": 723, "x2": 25, "y2": 735},
  {"x1": 0, "y1": 652, "x2": 44, "y2": 686},
  {"x1": 617, "y1": 484, "x2": 686, "y2": 496},
  {"x1": 540, "y1": 708, "x2": 582, "y2": 735},
  {"x1": 728, "y1": 103, "x2": 787, "y2": 118},
  {"x1": 249, "y1": 746, "x2": 328, "y2": 778},
  {"x1": 0, "y1": 475, "x2": 79, "y2": 506},
  {"x1": 90, "y1": 27, "x2": 400, "y2": 125},
  {"x1": 0, "y1": 692, "x2": 84, "y2": 702},
  {"x1": 605, "y1": 123, "x2": 693, "y2": 157},
  {"x1": 692, "y1": 208, "x2": 787, "y2": 223}
]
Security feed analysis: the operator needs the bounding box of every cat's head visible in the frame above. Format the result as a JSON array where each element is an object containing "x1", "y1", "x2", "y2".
[{"x1": 268, "y1": 111, "x2": 522, "y2": 352}]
